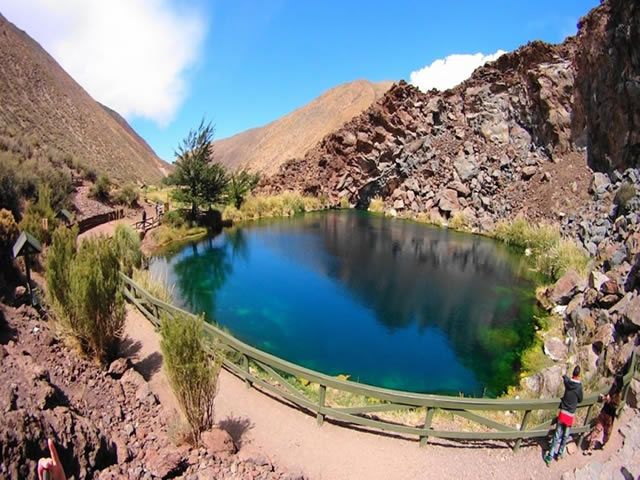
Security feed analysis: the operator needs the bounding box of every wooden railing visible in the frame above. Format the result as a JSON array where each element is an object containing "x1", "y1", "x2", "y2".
[
  {"x1": 120, "y1": 273, "x2": 639, "y2": 449},
  {"x1": 133, "y1": 216, "x2": 161, "y2": 233}
]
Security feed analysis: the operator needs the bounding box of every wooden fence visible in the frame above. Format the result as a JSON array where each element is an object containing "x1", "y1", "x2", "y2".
[{"x1": 120, "y1": 273, "x2": 640, "y2": 449}]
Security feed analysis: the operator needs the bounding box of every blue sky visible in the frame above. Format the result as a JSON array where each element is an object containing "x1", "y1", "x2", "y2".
[{"x1": 0, "y1": 1, "x2": 599, "y2": 163}]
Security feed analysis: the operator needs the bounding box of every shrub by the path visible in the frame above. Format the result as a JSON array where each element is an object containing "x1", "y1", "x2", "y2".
[
  {"x1": 160, "y1": 313, "x2": 222, "y2": 444},
  {"x1": 113, "y1": 224, "x2": 143, "y2": 276},
  {"x1": 46, "y1": 225, "x2": 78, "y2": 311},
  {"x1": 66, "y1": 236, "x2": 125, "y2": 364}
]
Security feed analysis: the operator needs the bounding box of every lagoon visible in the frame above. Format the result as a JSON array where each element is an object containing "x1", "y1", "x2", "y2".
[{"x1": 149, "y1": 210, "x2": 539, "y2": 397}]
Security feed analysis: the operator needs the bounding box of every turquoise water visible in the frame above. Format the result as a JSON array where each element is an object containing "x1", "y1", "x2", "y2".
[{"x1": 149, "y1": 210, "x2": 540, "y2": 397}]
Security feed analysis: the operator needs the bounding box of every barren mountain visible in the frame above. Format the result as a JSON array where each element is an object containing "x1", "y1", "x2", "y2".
[
  {"x1": 0, "y1": 13, "x2": 170, "y2": 185},
  {"x1": 212, "y1": 79, "x2": 392, "y2": 176}
]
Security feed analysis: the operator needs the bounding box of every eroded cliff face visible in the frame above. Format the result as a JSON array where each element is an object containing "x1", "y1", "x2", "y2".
[
  {"x1": 262, "y1": 0, "x2": 638, "y2": 230},
  {"x1": 574, "y1": 0, "x2": 640, "y2": 172}
]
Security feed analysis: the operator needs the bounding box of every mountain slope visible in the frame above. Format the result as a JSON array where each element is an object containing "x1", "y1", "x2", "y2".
[
  {"x1": 261, "y1": 0, "x2": 638, "y2": 231},
  {"x1": 0, "y1": 13, "x2": 169, "y2": 184},
  {"x1": 212, "y1": 79, "x2": 392, "y2": 176}
]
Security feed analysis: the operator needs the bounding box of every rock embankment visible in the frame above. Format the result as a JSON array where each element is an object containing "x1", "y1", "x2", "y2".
[
  {"x1": 261, "y1": 0, "x2": 638, "y2": 234},
  {"x1": 0, "y1": 303, "x2": 301, "y2": 480}
]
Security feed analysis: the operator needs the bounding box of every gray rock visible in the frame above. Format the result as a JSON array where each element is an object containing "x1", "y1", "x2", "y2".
[
  {"x1": 454, "y1": 154, "x2": 478, "y2": 181},
  {"x1": 623, "y1": 295, "x2": 640, "y2": 327},
  {"x1": 449, "y1": 181, "x2": 470, "y2": 197},
  {"x1": 544, "y1": 337, "x2": 568, "y2": 361},
  {"x1": 590, "y1": 172, "x2": 611, "y2": 195}
]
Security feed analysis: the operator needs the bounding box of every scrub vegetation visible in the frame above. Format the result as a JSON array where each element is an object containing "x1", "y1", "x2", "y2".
[{"x1": 494, "y1": 218, "x2": 588, "y2": 280}]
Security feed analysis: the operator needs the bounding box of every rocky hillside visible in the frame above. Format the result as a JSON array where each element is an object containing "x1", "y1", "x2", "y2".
[
  {"x1": 261, "y1": 0, "x2": 638, "y2": 234},
  {"x1": 212, "y1": 79, "x2": 392, "y2": 176},
  {"x1": 0, "y1": 13, "x2": 170, "y2": 185}
]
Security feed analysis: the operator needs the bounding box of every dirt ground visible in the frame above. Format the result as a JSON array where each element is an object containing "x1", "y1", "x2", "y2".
[{"x1": 122, "y1": 307, "x2": 627, "y2": 480}]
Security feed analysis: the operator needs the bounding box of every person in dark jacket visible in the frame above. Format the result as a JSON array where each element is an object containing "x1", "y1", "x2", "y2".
[
  {"x1": 584, "y1": 374, "x2": 623, "y2": 454},
  {"x1": 544, "y1": 365, "x2": 583, "y2": 464}
]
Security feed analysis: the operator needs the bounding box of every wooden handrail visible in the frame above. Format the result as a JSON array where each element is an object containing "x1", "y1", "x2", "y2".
[{"x1": 120, "y1": 272, "x2": 637, "y2": 447}]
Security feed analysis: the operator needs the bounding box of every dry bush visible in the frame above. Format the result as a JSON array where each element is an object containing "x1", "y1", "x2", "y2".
[{"x1": 160, "y1": 313, "x2": 222, "y2": 444}]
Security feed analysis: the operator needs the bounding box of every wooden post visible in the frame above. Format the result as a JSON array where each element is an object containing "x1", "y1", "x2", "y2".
[
  {"x1": 514, "y1": 410, "x2": 531, "y2": 452},
  {"x1": 25, "y1": 255, "x2": 33, "y2": 306},
  {"x1": 419, "y1": 407, "x2": 435, "y2": 447},
  {"x1": 578, "y1": 403, "x2": 595, "y2": 446},
  {"x1": 317, "y1": 385, "x2": 327, "y2": 426},
  {"x1": 242, "y1": 354, "x2": 252, "y2": 389}
]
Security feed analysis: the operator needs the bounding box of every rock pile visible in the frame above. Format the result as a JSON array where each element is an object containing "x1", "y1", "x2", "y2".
[{"x1": 261, "y1": 0, "x2": 637, "y2": 236}]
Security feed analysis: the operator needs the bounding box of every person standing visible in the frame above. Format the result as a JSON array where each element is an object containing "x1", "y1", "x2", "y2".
[
  {"x1": 584, "y1": 374, "x2": 623, "y2": 454},
  {"x1": 544, "y1": 365, "x2": 583, "y2": 465}
]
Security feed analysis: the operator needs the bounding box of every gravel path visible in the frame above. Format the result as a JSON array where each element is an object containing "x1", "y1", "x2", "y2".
[{"x1": 123, "y1": 307, "x2": 628, "y2": 480}]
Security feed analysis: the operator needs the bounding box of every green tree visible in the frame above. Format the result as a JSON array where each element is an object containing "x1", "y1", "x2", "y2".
[
  {"x1": 226, "y1": 169, "x2": 259, "y2": 209},
  {"x1": 169, "y1": 119, "x2": 228, "y2": 219}
]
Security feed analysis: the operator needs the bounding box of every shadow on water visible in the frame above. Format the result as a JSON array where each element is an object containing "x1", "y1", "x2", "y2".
[{"x1": 151, "y1": 211, "x2": 542, "y2": 397}]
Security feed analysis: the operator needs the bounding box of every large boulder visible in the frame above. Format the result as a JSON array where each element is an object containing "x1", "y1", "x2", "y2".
[
  {"x1": 453, "y1": 154, "x2": 479, "y2": 181},
  {"x1": 549, "y1": 270, "x2": 585, "y2": 305},
  {"x1": 544, "y1": 337, "x2": 568, "y2": 362}
]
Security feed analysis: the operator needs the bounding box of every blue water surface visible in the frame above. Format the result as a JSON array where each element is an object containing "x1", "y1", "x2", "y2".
[{"x1": 150, "y1": 210, "x2": 539, "y2": 396}]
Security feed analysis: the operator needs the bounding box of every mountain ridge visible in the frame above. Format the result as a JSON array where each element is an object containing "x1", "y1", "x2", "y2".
[
  {"x1": 0, "y1": 12, "x2": 170, "y2": 185},
  {"x1": 212, "y1": 79, "x2": 392, "y2": 176}
]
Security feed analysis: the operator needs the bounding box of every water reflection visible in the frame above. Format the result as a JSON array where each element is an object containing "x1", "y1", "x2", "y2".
[{"x1": 150, "y1": 211, "x2": 538, "y2": 396}]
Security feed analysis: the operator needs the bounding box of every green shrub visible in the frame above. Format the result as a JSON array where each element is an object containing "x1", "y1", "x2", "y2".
[
  {"x1": 132, "y1": 268, "x2": 174, "y2": 304},
  {"x1": 113, "y1": 224, "x2": 143, "y2": 276},
  {"x1": 0, "y1": 167, "x2": 21, "y2": 221},
  {"x1": 163, "y1": 209, "x2": 186, "y2": 228},
  {"x1": 90, "y1": 175, "x2": 111, "y2": 201},
  {"x1": 221, "y1": 192, "x2": 325, "y2": 222},
  {"x1": 46, "y1": 225, "x2": 78, "y2": 311},
  {"x1": 160, "y1": 313, "x2": 222, "y2": 444},
  {"x1": 114, "y1": 183, "x2": 139, "y2": 207},
  {"x1": 66, "y1": 236, "x2": 125, "y2": 364},
  {"x1": 0, "y1": 208, "x2": 19, "y2": 258},
  {"x1": 495, "y1": 218, "x2": 588, "y2": 280},
  {"x1": 368, "y1": 197, "x2": 385, "y2": 213},
  {"x1": 447, "y1": 212, "x2": 468, "y2": 231},
  {"x1": 18, "y1": 184, "x2": 56, "y2": 244},
  {"x1": 614, "y1": 182, "x2": 636, "y2": 214},
  {"x1": 340, "y1": 196, "x2": 350, "y2": 209},
  {"x1": 82, "y1": 165, "x2": 98, "y2": 182}
]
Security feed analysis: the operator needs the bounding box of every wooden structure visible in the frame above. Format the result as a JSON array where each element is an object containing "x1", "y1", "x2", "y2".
[
  {"x1": 121, "y1": 273, "x2": 640, "y2": 448},
  {"x1": 12, "y1": 231, "x2": 42, "y2": 305},
  {"x1": 56, "y1": 208, "x2": 73, "y2": 226}
]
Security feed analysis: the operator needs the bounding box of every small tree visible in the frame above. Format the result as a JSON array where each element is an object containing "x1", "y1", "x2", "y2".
[
  {"x1": 67, "y1": 236, "x2": 125, "y2": 364},
  {"x1": 160, "y1": 313, "x2": 222, "y2": 444},
  {"x1": 226, "y1": 169, "x2": 259, "y2": 209},
  {"x1": 169, "y1": 119, "x2": 228, "y2": 219}
]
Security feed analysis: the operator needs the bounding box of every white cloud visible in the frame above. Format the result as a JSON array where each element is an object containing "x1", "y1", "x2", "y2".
[
  {"x1": 0, "y1": 0, "x2": 206, "y2": 125},
  {"x1": 410, "y1": 50, "x2": 506, "y2": 92}
]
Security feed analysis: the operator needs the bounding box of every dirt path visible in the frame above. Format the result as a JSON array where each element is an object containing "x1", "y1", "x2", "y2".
[{"x1": 121, "y1": 307, "x2": 626, "y2": 480}]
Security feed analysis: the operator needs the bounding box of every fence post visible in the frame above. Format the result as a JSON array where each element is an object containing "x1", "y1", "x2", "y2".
[
  {"x1": 578, "y1": 403, "x2": 595, "y2": 446},
  {"x1": 514, "y1": 410, "x2": 531, "y2": 452},
  {"x1": 419, "y1": 407, "x2": 435, "y2": 447},
  {"x1": 317, "y1": 385, "x2": 327, "y2": 426},
  {"x1": 242, "y1": 354, "x2": 252, "y2": 389}
]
